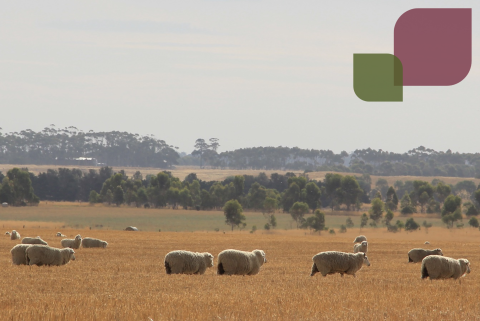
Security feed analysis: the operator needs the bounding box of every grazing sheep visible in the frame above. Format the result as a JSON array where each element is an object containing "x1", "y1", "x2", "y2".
[
  {"x1": 311, "y1": 251, "x2": 370, "y2": 278},
  {"x1": 81, "y1": 237, "x2": 108, "y2": 248},
  {"x1": 408, "y1": 248, "x2": 443, "y2": 263},
  {"x1": 22, "y1": 236, "x2": 48, "y2": 246},
  {"x1": 125, "y1": 226, "x2": 138, "y2": 231},
  {"x1": 217, "y1": 249, "x2": 267, "y2": 276},
  {"x1": 10, "y1": 230, "x2": 20, "y2": 240},
  {"x1": 421, "y1": 255, "x2": 471, "y2": 283},
  {"x1": 25, "y1": 245, "x2": 76, "y2": 266},
  {"x1": 164, "y1": 250, "x2": 214, "y2": 275},
  {"x1": 11, "y1": 244, "x2": 34, "y2": 265},
  {"x1": 353, "y1": 235, "x2": 367, "y2": 243},
  {"x1": 56, "y1": 232, "x2": 66, "y2": 237},
  {"x1": 61, "y1": 234, "x2": 82, "y2": 249},
  {"x1": 353, "y1": 241, "x2": 368, "y2": 254},
  {"x1": 424, "y1": 241, "x2": 430, "y2": 244}
]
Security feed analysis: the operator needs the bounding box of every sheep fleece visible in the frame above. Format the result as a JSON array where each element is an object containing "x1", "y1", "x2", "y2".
[
  {"x1": 408, "y1": 248, "x2": 443, "y2": 263},
  {"x1": 26, "y1": 245, "x2": 76, "y2": 266},
  {"x1": 217, "y1": 249, "x2": 266, "y2": 275},
  {"x1": 164, "y1": 250, "x2": 214, "y2": 275},
  {"x1": 61, "y1": 235, "x2": 82, "y2": 249},
  {"x1": 353, "y1": 241, "x2": 368, "y2": 253},
  {"x1": 421, "y1": 255, "x2": 470, "y2": 280},
  {"x1": 22, "y1": 237, "x2": 48, "y2": 245},
  {"x1": 311, "y1": 251, "x2": 368, "y2": 277},
  {"x1": 11, "y1": 244, "x2": 33, "y2": 265},
  {"x1": 82, "y1": 237, "x2": 108, "y2": 248},
  {"x1": 353, "y1": 235, "x2": 367, "y2": 243}
]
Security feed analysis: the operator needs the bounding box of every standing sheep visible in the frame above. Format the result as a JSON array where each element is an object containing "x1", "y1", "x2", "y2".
[
  {"x1": 11, "y1": 244, "x2": 34, "y2": 265},
  {"x1": 421, "y1": 255, "x2": 470, "y2": 283},
  {"x1": 81, "y1": 237, "x2": 108, "y2": 248},
  {"x1": 408, "y1": 248, "x2": 443, "y2": 263},
  {"x1": 353, "y1": 235, "x2": 367, "y2": 243},
  {"x1": 11, "y1": 230, "x2": 21, "y2": 240},
  {"x1": 25, "y1": 245, "x2": 76, "y2": 266},
  {"x1": 61, "y1": 234, "x2": 82, "y2": 249},
  {"x1": 217, "y1": 249, "x2": 267, "y2": 276},
  {"x1": 22, "y1": 236, "x2": 48, "y2": 246},
  {"x1": 353, "y1": 241, "x2": 368, "y2": 254},
  {"x1": 311, "y1": 251, "x2": 370, "y2": 278},
  {"x1": 164, "y1": 250, "x2": 214, "y2": 275}
]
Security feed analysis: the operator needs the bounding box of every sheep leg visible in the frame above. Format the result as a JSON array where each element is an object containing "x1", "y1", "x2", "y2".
[{"x1": 310, "y1": 263, "x2": 318, "y2": 277}]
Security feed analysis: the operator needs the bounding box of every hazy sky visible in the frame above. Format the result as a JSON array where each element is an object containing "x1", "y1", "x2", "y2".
[{"x1": 1, "y1": 1, "x2": 478, "y2": 154}]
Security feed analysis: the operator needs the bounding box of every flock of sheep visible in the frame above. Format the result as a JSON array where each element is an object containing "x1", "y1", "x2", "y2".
[
  {"x1": 163, "y1": 234, "x2": 471, "y2": 282},
  {"x1": 7, "y1": 230, "x2": 107, "y2": 266},
  {"x1": 6, "y1": 229, "x2": 472, "y2": 282}
]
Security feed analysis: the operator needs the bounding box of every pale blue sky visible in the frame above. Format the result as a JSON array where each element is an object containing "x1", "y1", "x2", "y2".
[{"x1": 0, "y1": 1, "x2": 478, "y2": 154}]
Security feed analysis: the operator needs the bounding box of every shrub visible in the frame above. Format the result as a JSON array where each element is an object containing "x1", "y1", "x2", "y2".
[
  {"x1": 329, "y1": 229, "x2": 336, "y2": 235},
  {"x1": 339, "y1": 225, "x2": 347, "y2": 233},
  {"x1": 405, "y1": 218, "x2": 420, "y2": 231}
]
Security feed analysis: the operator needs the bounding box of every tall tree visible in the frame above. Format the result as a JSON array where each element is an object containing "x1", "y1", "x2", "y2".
[
  {"x1": 223, "y1": 199, "x2": 246, "y2": 231},
  {"x1": 369, "y1": 197, "x2": 384, "y2": 223},
  {"x1": 304, "y1": 182, "x2": 321, "y2": 211},
  {"x1": 290, "y1": 202, "x2": 309, "y2": 228}
]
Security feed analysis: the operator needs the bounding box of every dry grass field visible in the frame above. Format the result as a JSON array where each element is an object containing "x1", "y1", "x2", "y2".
[
  {"x1": 1, "y1": 227, "x2": 480, "y2": 320},
  {"x1": 1, "y1": 164, "x2": 479, "y2": 187}
]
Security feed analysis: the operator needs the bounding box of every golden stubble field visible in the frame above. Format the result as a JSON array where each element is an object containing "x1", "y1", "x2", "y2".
[{"x1": 1, "y1": 227, "x2": 480, "y2": 320}]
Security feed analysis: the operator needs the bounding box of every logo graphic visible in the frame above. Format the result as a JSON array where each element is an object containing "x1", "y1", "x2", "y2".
[{"x1": 354, "y1": 8, "x2": 472, "y2": 102}]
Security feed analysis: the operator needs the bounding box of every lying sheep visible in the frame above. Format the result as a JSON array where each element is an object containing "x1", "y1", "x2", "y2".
[
  {"x1": 311, "y1": 251, "x2": 370, "y2": 278},
  {"x1": 421, "y1": 255, "x2": 470, "y2": 283},
  {"x1": 11, "y1": 244, "x2": 33, "y2": 265},
  {"x1": 217, "y1": 249, "x2": 267, "y2": 276},
  {"x1": 61, "y1": 234, "x2": 82, "y2": 249},
  {"x1": 25, "y1": 245, "x2": 76, "y2": 266},
  {"x1": 10, "y1": 230, "x2": 20, "y2": 240},
  {"x1": 81, "y1": 237, "x2": 108, "y2": 248},
  {"x1": 424, "y1": 241, "x2": 430, "y2": 245},
  {"x1": 353, "y1": 241, "x2": 368, "y2": 254},
  {"x1": 164, "y1": 250, "x2": 214, "y2": 275},
  {"x1": 353, "y1": 235, "x2": 367, "y2": 243},
  {"x1": 408, "y1": 248, "x2": 443, "y2": 263},
  {"x1": 22, "y1": 236, "x2": 48, "y2": 246},
  {"x1": 5, "y1": 231, "x2": 10, "y2": 236},
  {"x1": 56, "y1": 232, "x2": 66, "y2": 237}
]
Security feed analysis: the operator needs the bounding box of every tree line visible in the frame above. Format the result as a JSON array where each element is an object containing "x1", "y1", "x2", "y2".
[
  {"x1": 1, "y1": 167, "x2": 480, "y2": 232},
  {"x1": 2, "y1": 127, "x2": 480, "y2": 178}
]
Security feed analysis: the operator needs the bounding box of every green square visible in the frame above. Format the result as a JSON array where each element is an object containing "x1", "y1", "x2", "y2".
[{"x1": 353, "y1": 54, "x2": 403, "y2": 102}]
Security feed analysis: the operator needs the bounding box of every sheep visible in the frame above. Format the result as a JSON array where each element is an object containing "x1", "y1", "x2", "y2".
[
  {"x1": 353, "y1": 235, "x2": 367, "y2": 243},
  {"x1": 164, "y1": 250, "x2": 214, "y2": 275},
  {"x1": 81, "y1": 237, "x2": 108, "y2": 248},
  {"x1": 61, "y1": 234, "x2": 82, "y2": 249},
  {"x1": 11, "y1": 244, "x2": 34, "y2": 265},
  {"x1": 10, "y1": 230, "x2": 20, "y2": 240},
  {"x1": 217, "y1": 249, "x2": 267, "y2": 276},
  {"x1": 408, "y1": 248, "x2": 443, "y2": 263},
  {"x1": 311, "y1": 251, "x2": 370, "y2": 278},
  {"x1": 25, "y1": 245, "x2": 76, "y2": 266},
  {"x1": 56, "y1": 232, "x2": 66, "y2": 237},
  {"x1": 125, "y1": 226, "x2": 138, "y2": 231},
  {"x1": 421, "y1": 255, "x2": 471, "y2": 283},
  {"x1": 424, "y1": 241, "x2": 430, "y2": 245},
  {"x1": 22, "y1": 236, "x2": 48, "y2": 245},
  {"x1": 5, "y1": 231, "x2": 10, "y2": 236},
  {"x1": 353, "y1": 241, "x2": 368, "y2": 254}
]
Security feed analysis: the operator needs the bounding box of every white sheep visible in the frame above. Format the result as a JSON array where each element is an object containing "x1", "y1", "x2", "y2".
[
  {"x1": 408, "y1": 248, "x2": 443, "y2": 263},
  {"x1": 421, "y1": 255, "x2": 471, "y2": 283},
  {"x1": 25, "y1": 245, "x2": 76, "y2": 266},
  {"x1": 125, "y1": 226, "x2": 138, "y2": 231},
  {"x1": 217, "y1": 249, "x2": 267, "y2": 276},
  {"x1": 311, "y1": 251, "x2": 370, "y2": 278},
  {"x1": 353, "y1": 241, "x2": 368, "y2": 254},
  {"x1": 164, "y1": 250, "x2": 214, "y2": 275},
  {"x1": 56, "y1": 232, "x2": 66, "y2": 237},
  {"x1": 10, "y1": 230, "x2": 21, "y2": 240},
  {"x1": 353, "y1": 235, "x2": 367, "y2": 243},
  {"x1": 22, "y1": 236, "x2": 48, "y2": 246},
  {"x1": 424, "y1": 241, "x2": 430, "y2": 245},
  {"x1": 11, "y1": 244, "x2": 34, "y2": 265},
  {"x1": 5, "y1": 231, "x2": 10, "y2": 236},
  {"x1": 61, "y1": 234, "x2": 82, "y2": 249},
  {"x1": 81, "y1": 237, "x2": 108, "y2": 248}
]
